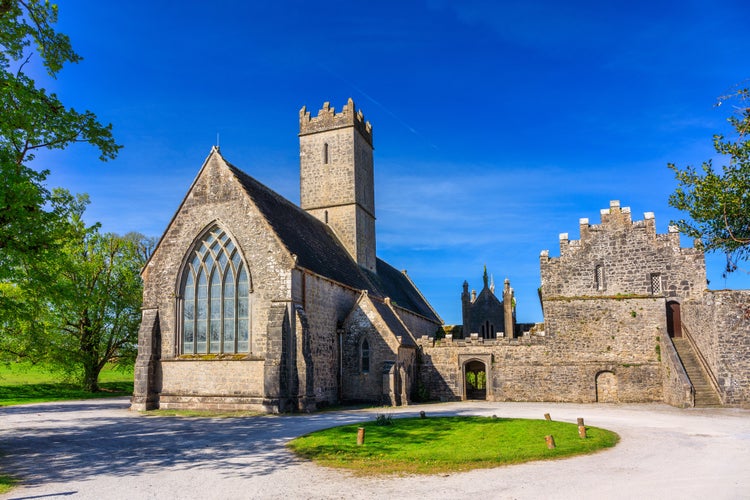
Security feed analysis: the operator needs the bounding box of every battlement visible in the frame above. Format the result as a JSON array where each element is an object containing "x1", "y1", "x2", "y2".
[
  {"x1": 541, "y1": 200, "x2": 691, "y2": 262},
  {"x1": 299, "y1": 98, "x2": 373, "y2": 146},
  {"x1": 540, "y1": 199, "x2": 705, "y2": 301}
]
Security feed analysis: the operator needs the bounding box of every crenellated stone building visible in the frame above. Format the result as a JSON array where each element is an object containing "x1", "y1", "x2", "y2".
[
  {"x1": 132, "y1": 99, "x2": 749, "y2": 412},
  {"x1": 418, "y1": 200, "x2": 748, "y2": 407}
]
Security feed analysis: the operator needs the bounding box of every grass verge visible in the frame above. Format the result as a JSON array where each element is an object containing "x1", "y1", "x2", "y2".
[
  {"x1": 287, "y1": 415, "x2": 619, "y2": 475},
  {"x1": 0, "y1": 362, "x2": 133, "y2": 406},
  {"x1": 0, "y1": 474, "x2": 16, "y2": 495}
]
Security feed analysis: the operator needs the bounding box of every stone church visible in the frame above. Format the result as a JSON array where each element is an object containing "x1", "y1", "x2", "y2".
[
  {"x1": 132, "y1": 100, "x2": 441, "y2": 412},
  {"x1": 133, "y1": 99, "x2": 750, "y2": 412}
]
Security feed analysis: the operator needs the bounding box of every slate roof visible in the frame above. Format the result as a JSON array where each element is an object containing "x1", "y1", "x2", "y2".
[
  {"x1": 369, "y1": 298, "x2": 416, "y2": 347},
  {"x1": 225, "y1": 158, "x2": 440, "y2": 323}
]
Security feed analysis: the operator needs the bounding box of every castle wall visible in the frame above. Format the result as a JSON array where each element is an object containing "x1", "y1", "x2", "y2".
[
  {"x1": 419, "y1": 297, "x2": 664, "y2": 403},
  {"x1": 660, "y1": 334, "x2": 694, "y2": 407},
  {"x1": 540, "y1": 201, "x2": 705, "y2": 300},
  {"x1": 682, "y1": 290, "x2": 750, "y2": 406}
]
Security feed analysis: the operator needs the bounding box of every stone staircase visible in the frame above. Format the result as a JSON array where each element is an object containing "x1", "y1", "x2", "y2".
[{"x1": 672, "y1": 338, "x2": 722, "y2": 407}]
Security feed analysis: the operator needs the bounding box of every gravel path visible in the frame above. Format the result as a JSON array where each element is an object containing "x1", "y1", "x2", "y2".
[{"x1": 1, "y1": 398, "x2": 749, "y2": 499}]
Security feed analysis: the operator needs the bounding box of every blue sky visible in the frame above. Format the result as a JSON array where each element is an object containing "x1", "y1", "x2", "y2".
[{"x1": 30, "y1": 0, "x2": 750, "y2": 324}]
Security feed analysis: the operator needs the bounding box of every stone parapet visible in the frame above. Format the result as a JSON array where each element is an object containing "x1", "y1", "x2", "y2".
[{"x1": 299, "y1": 98, "x2": 373, "y2": 146}]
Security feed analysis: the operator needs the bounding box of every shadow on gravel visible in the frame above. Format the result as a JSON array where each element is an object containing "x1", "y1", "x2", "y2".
[
  {"x1": 0, "y1": 399, "x2": 130, "y2": 415},
  {"x1": 0, "y1": 399, "x2": 389, "y2": 487}
]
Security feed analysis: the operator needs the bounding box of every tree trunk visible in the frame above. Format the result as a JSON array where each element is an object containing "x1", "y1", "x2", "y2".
[
  {"x1": 80, "y1": 313, "x2": 101, "y2": 392},
  {"x1": 82, "y1": 359, "x2": 101, "y2": 392}
]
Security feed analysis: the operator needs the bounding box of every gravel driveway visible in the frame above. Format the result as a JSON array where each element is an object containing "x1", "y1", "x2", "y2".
[{"x1": 1, "y1": 398, "x2": 748, "y2": 499}]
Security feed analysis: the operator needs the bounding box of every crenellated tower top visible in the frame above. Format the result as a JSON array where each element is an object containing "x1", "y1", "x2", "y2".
[
  {"x1": 299, "y1": 98, "x2": 373, "y2": 146},
  {"x1": 539, "y1": 199, "x2": 706, "y2": 300}
]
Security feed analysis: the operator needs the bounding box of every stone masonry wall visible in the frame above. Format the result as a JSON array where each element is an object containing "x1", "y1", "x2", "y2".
[
  {"x1": 660, "y1": 334, "x2": 694, "y2": 407},
  {"x1": 393, "y1": 305, "x2": 440, "y2": 338},
  {"x1": 540, "y1": 200, "x2": 706, "y2": 300},
  {"x1": 418, "y1": 297, "x2": 664, "y2": 403},
  {"x1": 299, "y1": 100, "x2": 376, "y2": 271},
  {"x1": 293, "y1": 270, "x2": 360, "y2": 408},
  {"x1": 137, "y1": 151, "x2": 294, "y2": 409},
  {"x1": 682, "y1": 290, "x2": 750, "y2": 406},
  {"x1": 342, "y1": 295, "x2": 402, "y2": 403}
]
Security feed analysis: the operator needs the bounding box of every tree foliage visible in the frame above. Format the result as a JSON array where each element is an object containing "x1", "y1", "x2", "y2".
[
  {"x1": 45, "y1": 218, "x2": 149, "y2": 392},
  {"x1": 669, "y1": 86, "x2": 750, "y2": 273},
  {"x1": 0, "y1": 0, "x2": 121, "y2": 278},
  {"x1": 0, "y1": 1, "x2": 133, "y2": 390}
]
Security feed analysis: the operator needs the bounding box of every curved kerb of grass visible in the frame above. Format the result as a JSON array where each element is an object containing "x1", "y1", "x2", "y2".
[{"x1": 287, "y1": 416, "x2": 620, "y2": 475}]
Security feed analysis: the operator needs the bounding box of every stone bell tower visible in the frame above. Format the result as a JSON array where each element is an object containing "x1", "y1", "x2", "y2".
[{"x1": 299, "y1": 98, "x2": 376, "y2": 272}]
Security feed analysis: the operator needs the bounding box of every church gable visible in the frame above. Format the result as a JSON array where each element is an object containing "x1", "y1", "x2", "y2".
[
  {"x1": 341, "y1": 292, "x2": 416, "y2": 403},
  {"x1": 141, "y1": 148, "x2": 297, "y2": 361}
]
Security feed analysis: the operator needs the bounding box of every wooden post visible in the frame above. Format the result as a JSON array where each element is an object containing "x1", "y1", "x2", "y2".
[
  {"x1": 577, "y1": 417, "x2": 584, "y2": 426},
  {"x1": 578, "y1": 425, "x2": 587, "y2": 438},
  {"x1": 545, "y1": 435, "x2": 556, "y2": 449},
  {"x1": 544, "y1": 413, "x2": 551, "y2": 421},
  {"x1": 357, "y1": 427, "x2": 365, "y2": 445}
]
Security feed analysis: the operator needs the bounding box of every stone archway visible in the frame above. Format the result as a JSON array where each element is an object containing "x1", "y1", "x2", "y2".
[
  {"x1": 596, "y1": 371, "x2": 618, "y2": 402},
  {"x1": 465, "y1": 360, "x2": 487, "y2": 400}
]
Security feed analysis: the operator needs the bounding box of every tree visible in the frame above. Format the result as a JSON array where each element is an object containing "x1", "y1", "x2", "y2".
[
  {"x1": 42, "y1": 212, "x2": 150, "y2": 391},
  {"x1": 1, "y1": 1, "x2": 123, "y2": 374},
  {"x1": 0, "y1": 0, "x2": 121, "y2": 283},
  {"x1": 668, "y1": 86, "x2": 750, "y2": 274}
]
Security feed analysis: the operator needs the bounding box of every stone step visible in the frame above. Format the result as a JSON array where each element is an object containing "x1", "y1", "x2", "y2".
[{"x1": 672, "y1": 338, "x2": 722, "y2": 408}]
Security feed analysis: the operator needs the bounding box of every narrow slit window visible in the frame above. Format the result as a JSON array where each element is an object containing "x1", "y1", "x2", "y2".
[
  {"x1": 361, "y1": 338, "x2": 370, "y2": 373},
  {"x1": 595, "y1": 265, "x2": 605, "y2": 291},
  {"x1": 323, "y1": 143, "x2": 329, "y2": 164}
]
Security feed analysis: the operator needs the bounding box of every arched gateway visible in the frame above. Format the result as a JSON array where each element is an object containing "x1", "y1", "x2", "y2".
[{"x1": 464, "y1": 360, "x2": 487, "y2": 400}]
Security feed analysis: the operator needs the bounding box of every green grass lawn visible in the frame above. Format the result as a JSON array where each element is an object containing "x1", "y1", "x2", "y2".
[
  {"x1": 0, "y1": 361, "x2": 133, "y2": 406},
  {"x1": 287, "y1": 415, "x2": 619, "y2": 475}
]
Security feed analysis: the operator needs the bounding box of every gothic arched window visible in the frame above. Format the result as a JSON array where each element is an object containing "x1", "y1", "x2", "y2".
[{"x1": 182, "y1": 226, "x2": 250, "y2": 354}]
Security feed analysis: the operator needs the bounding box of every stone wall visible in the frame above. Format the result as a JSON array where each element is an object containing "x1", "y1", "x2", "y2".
[
  {"x1": 293, "y1": 270, "x2": 359, "y2": 408},
  {"x1": 158, "y1": 359, "x2": 265, "y2": 408},
  {"x1": 341, "y1": 295, "x2": 402, "y2": 403},
  {"x1": 682, "y1": 290, "x2": 750, "y2": 406},
  {"x1": 393, "y1": 305, "x2": 440, "y2": 338},
  {"x1": 540, "y1": 201, "x2": 706, "y2": 300},
  {"x1": 660, "y1": 335, "x2": 694, "y2": 407},
  {"x1": 135, "y1": 151, "x2": 295, "y2": 410},
  {"x1": 299, "y1": 99, "x2": 376, "y2": 271},
  {"x1": 418, "y1": 296, "x2": 664, "y2": 403},
  {"x1": 418, "y1": 338, "x2": 662, "y2": 403}
]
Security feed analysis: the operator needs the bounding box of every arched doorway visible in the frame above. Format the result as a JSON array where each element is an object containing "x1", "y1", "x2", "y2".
[
  {"x1": 596, "y1": 371, "x2": 618, "y2": 402},
  {"x1": 465, "y1": 360, "x2": 487, "y2": 400},
  {"x1": 666, "y1": 301, "x2": 682, "y2": 338}
]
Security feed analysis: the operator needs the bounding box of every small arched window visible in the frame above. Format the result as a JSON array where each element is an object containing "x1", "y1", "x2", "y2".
[
  {"x1": 182, "y1": 226, "x2": 250, "y2": 354},
  {"x1": 361, "y1": 338, "x2": 370, "y2": 373}
]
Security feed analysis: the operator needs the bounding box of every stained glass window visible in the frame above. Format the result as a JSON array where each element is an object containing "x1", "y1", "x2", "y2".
[{"x1": 181, "y1": 226, "x2": 250, "y2": 354}]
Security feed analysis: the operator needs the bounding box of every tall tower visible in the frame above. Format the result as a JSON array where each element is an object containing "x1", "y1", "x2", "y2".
[{"x1": 299, "y1": 99, "x2": 376, "y2": 272}]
